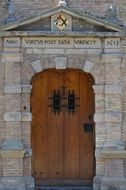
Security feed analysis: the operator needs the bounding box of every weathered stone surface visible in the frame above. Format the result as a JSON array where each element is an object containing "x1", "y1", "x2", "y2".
[
  {"x1": 21, "y1": 85, "x2": 32, "y2": 93},
  {"x1": 103, "y1": 140, "x2": 124, "y2": 150},
  {"x1": 106, "y1": 123, "x2": 121, "y2": 141},
  {"x1": 5, "y1": 62, "x2": 21, "y2": 84},
  {"x1": 31, "y1": 60, "x2": 42, "y2": 72},
  {"x1": 95, "y1": 96, "x2": 105, "y2": 113},
  {"x1": 102, "y1": 150, "x2": 126, "y2": 158},
  {"x1": 103, "y1": 55, "x2": 121, "y2": 64},
  {"x1": 5, "y1": 122, "x2": 21, "y2": 139},
  {"x1": 4, "y1": 84, "x2": 21, "y2": 94},
  {"x1": 95, "y1": 123, "x2": 106, "y2": 148},
  {"x1": 21, "y1": 112, "x2": 32, "y2": 122},
  {"x1": 101, "y1": 177, "x2": 126, "y2": 190},
  {"x1": 2, "y1": 53, "x2": 22, "y2": 63},
  {"x1": 105, "y1": 85, "x2": 122, "y2": 94},
  {"x1": 0, "y1": 150, "x2": 25, "y2": 158},
  {"x1": 4, "y1": 112, "x2": 21, "y2": 122},
  {"x1": 5, "y1": 94, "x2": 20, "y2": 112},
  {"x1": 94, "y1": 113, "x2": 105, "y2": 122},
  {"x1": 105, "y1": 112, "x2": 122, "y2": 123},
  {"x1": 93, "y1": 176, "x2": 102, "y2": 190},
  {"x1": 2, "y1": 139, "x2": 23, "y2": 150},
  {"x1": 93, "y1": 85, "x2": 104, "y2": 93},
  {"x1": 3, "y1": 157, "x2": 23, "y2": 176},
  {"x1": 0, "y1": 177, "x2": 25, "y2": 190},
  {"x1": 83, "y1": 60, "x2": 95, "y2": 73},
  {"x1": 24, "y1": 176, "x2": 35, "y2": 190},
  {"x1": 55, "y1": 57, "x2": 67, "y2": 69},
  {"x1": 105, "y1": 95, "x2": 121, "y2": 112}
]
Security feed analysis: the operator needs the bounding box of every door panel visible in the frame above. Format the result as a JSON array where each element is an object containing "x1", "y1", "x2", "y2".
[
  {"x1": 31, "y1": 72, "x2": 48, "y2": 178},
  {"x1": 31, "y1": 69, "x2": 95, "y2": 185},
  {"x1": 64, "y1": 70, "x2": 80, "y2": 179},
  {"x1": 79, "y1": 74, "x2": 95, "y2": 179},
  {"x1": 48, "y1": 71, "x2": 64, "y2": 178}
]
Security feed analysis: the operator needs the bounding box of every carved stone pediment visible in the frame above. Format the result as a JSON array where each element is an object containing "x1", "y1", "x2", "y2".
[{"x1": 0, "y1": 6, "x2": 125, "y2": 32}]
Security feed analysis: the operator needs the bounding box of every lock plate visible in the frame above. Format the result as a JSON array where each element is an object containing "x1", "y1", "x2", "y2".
[{"x1": 83, "y1": 123, "x2": 93, "y2": 132}]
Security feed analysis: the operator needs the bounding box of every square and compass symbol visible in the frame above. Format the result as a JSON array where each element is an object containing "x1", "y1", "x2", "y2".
[
  {"x1": 54, "y1": 14, "x2": 69, "y2": 30},
  {"x1": 51, "y1": 13, "x2": 72, "y2": 31}
]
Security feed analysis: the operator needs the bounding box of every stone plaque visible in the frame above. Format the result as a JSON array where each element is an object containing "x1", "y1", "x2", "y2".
[
  {"x1": 4, "y1": 37, "x2": 20, "y2": 48},
  {"x1": 22, "y1": 37, "x2": 101, "y2": 49},
  {"x1": 105, "y1": 38, "x2": 121, "y2": 49},
  {"x1": 55, "y1": 57, "x2": 67, "y2": 69}
]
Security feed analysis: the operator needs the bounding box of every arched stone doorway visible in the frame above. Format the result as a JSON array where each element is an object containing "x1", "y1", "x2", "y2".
[{"x1": 31, "y1": 69, "x2": 95, "y2": 186}]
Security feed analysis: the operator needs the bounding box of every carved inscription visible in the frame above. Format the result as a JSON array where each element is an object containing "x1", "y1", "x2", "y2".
[
  {"x1": 22, "y1": 37, "x2": 101, "y2": 49},
  {"x1": 4, "y1": 37, "x2": 121, "y2": 49},
  {"x1": 4, "y1": 37, "x2": 20, "y2": 47},
  {"x1": 105, "y1": 38, "x2": 120, "y2": 48}
]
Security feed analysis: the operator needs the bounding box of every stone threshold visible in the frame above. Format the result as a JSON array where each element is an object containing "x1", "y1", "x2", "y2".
[{"x1": 36, "y1": 186, "x2": 93, "y2": 190}]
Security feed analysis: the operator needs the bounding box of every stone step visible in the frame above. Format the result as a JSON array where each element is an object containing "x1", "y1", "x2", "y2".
[{"x1": 36, "y1": 186, "x2": 93, "y2": 190}]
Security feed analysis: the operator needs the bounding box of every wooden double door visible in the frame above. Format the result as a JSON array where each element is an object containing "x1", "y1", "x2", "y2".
[{"x1": 31, "y1": 69, "x2": 95, "y2": 186}]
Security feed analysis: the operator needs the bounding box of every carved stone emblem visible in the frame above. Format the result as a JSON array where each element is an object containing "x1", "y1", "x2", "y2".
[
  {"x1": 51, "y1": 13, "x2": 72, "y2": 31},
  {"x1": 54, "y1": 14, "x2": 69, "y2": 30}
]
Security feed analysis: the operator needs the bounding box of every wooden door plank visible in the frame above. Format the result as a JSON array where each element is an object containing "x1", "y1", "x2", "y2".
[
  {"x1": 31, "y1": 72, "x2": 48, "y2": 179},
  {"x1": 79, "y1": 73, "x2": 95, "y2": 179},
  {"x1": 48, "y1": 70, "x2": 64, "y2": 179},
  {"x1": 64, "y1": 70, "x2": 80, "y2": 179}
]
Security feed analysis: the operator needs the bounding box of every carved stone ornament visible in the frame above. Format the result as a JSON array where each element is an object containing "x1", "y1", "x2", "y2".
[
  {"x1": 54, "y1": 14, "x2": 69, "y2": 30},
  {"x1": 5, "y1": 0, "x2": 16, "y2": 23},
  {"x1": 51, "y1": 13, "x2": 72, "y2": 31},
  {"x1": 105, "y1": 5, "x2": 120, "y2": 24},
  {"x1": 58, "y1": 0, "x2": 67, "y2": 7}
]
